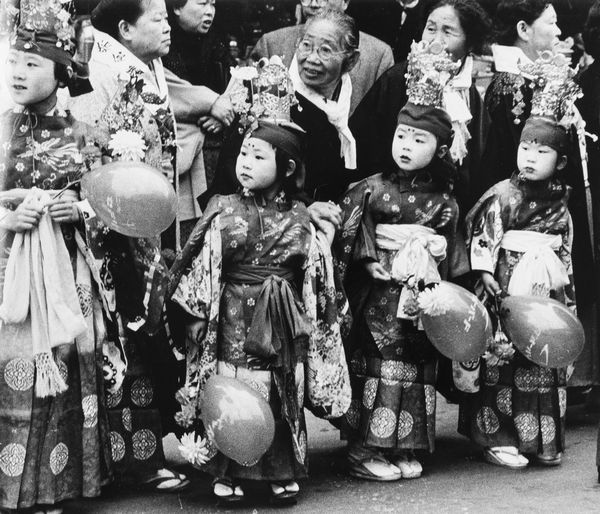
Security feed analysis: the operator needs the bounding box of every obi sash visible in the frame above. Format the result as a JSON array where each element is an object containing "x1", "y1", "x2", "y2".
[
  {"x1": 375, "y1": 224, "x2": 447, "y2": 320},
  {"x1": 500, "y1": 229, "x2": 570, "y2": 297}
]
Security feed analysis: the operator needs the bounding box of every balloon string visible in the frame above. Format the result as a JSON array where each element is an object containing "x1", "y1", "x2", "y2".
[{"x1": 51, "y1": 179, "x2": 82, "y2": 200}]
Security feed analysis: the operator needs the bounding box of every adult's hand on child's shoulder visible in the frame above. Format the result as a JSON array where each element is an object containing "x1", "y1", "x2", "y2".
[
  {"x1": 0, "y1": 202, "x2": 43, "y2": 232},
  {"x1": 186, "y1": 319, "x2": 208, "y2": 344},
  {"x1": 364, "y1": 261, "x2": 392, "y2": 282},
  {"x1": 480, "y1": 271, "x2": 502, "y2": 297}
]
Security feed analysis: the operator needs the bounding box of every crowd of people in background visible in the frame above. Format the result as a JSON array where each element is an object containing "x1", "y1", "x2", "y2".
[{"x1": 3, "y1": 0, "x2": 600, "y2": 512}]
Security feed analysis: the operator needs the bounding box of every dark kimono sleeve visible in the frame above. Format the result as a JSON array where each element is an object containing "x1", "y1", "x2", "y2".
[{"x1": 436, "y1": 197, "x2": 469, "y2": 280}]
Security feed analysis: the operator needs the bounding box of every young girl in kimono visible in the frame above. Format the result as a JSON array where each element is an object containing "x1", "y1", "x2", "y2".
[
  {"x1": 338, "y1": 101, "x2": 467, "y2": 481},
  {"x1": 459, "y1": 116, "x2": 575, "y2": 469},
  {"x1": 168, "y1": 120, "x2": 348, "y2": 504},
  {"x1": 0, "y1": 5, "x2": 110, "y2": 512}
]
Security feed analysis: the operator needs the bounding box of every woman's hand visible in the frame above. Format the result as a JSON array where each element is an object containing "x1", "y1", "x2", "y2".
[
  {"x1": 198, "y1": 115, "x2": 224, "y2": 134},
  {"x1": 308, "y1": 201, "x2": 342, "y2": 234},
  {"x1": 0, "y1": 188, "x2": 30, "y2": 206},
  {"x1": 364, "y1": 261, "x2": 391, "y2": 282},
  {"x1": 480, "y1": 271, "x2": 501, "y2": 297},
  {"x1": 0, "y1": 202, "x2": 43, "y2": 232},
  {"x1": 47, "y1": 190, "x2": 81, "y2": 224},
  {"x1": 209, "y1": 95, "x2": 235, "y2": 127},
  {"x1": 186, "y1": 319, "x2": 208, "y2": 344}
]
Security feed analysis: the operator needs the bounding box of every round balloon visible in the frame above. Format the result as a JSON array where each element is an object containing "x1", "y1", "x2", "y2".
[
  {"x1": 201, "y1": 376, "x2": 275, "y2": 466},
  {"x1": 419, "y1": 281, "x2": 490, "y2": 361},
  {"x1": 499, "y1": 295, "x2": 584, "y2": 368},
  {"x1": 81, "y1": 161, "x2": 177, "y2": 238}
]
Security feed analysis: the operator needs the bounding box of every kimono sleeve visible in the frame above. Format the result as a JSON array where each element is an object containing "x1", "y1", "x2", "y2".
[
  {"x1": 467, "y1": 194, "x2": 505, "y2": 275},
  {"x1": 559, "y1": 212, "x2": 576, "y2": 310}
]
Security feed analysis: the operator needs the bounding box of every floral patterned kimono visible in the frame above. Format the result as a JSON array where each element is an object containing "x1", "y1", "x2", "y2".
[
  {"x1": 0, "y1": 106, "x2": 111, "y2": 510},
  {"x1": 459, "y1": 174, "x2": 574, "y2": 456},
  {"x1": 336, "y1": 170, "x2": 466, "y2": 453},
  {"x1": 61, "y1": 28, "x2": 182, "y2": 478},
  {"x1": 168, "y1": 190, "x2": 349, "y2": 481}
]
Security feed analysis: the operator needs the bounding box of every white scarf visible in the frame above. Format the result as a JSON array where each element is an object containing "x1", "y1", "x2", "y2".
[{"x1": 289, "y1": 55, "x2": 356, "y2": 169}]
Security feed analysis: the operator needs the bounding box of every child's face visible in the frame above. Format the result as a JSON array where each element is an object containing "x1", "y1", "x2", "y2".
[
  {"x1": 6, "y1": 50, "x2": 59, "y2": 106},
  {"x1": 236, "y1": 137, "x2": 279, "y2": 193},
  {"x1": 517, "y1": 140, "x2": 560, "y2": 181},
  {"x1": 392, "y1": 124, "x2": 439, "y2": 172}
]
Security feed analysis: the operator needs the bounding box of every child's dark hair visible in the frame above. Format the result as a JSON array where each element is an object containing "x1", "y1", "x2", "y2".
[
  {"x1": 54, "y1": 62, "x2": 71, "y2": 87},
  {"x1": 275, "y1": 147, "x2": 305, "y2": 200}
]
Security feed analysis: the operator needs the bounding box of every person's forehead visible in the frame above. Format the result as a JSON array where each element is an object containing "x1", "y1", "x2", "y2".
[
  {"x1": 427, "y1": 6, "x2": 461, "y2": 27},
  {"x1": 304, "y1": 20, "x2": 339, "y2": 43},
  {"x1": 397, "y1": 124, "x2": 433, "y2": 137}
]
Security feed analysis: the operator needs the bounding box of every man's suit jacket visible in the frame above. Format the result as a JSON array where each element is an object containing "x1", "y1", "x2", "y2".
[{"x1": 252, "y1": 24, "x2": 394, "y2": 114}]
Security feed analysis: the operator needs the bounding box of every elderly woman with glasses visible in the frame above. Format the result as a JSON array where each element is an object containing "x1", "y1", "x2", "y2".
[{"x1": 202, "y1": 8, "x2": 361, "y2": 236}]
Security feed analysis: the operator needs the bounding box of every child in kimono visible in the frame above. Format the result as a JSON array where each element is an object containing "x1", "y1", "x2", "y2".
[
  {"x1": 337, "y1": 100, "x2": 467, "y2": 481},
  {"x1": 0, "y1": 4, "x2": 110, "y2": 511},
  {"x1": 168, "y1": 120, "x2": 348, "y2": 505},
  {"x1": 459, "y1": 116, "x2": 575, "y2": 469}
]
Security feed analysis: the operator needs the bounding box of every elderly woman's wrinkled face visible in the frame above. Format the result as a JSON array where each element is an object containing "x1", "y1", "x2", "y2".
[
  {"x1": 524, "y1": 4, "x2": 562, "y2": 54},
  {"x1": 124, "y1": 0, "x2": 171, "y2": 63},
  {"x1": 174, "y1": 0, "x2": 216, "y2": 35},
  {"x1": 296, "y1": 19, "x2": 348, "y2": 96},
  {"x1": 421, "y1": 5, "x2": 468, "y2": 61}
]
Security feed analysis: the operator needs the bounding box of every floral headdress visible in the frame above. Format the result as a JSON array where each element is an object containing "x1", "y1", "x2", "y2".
[
  {"x1": 227, "y1": 55, "x2": 298, "y2": 132},
  {"x1": 405, "y1": 40, "x2": 461, "y2": 109},
  {"x1": 2, "y1": 0, "x2": 77, "y2": 66},
  {"x1": 518, "y1": 50, "x2": 582, "y2": 127}
]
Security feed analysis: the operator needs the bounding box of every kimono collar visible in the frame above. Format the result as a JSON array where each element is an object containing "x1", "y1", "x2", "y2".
[
  {"x1": 240, "y1": 188, "x2": 291, "y2": 210},
  {"x1": 450, "y1": 55, "x2": 473, "y2": 90},
  {"x1": 492, "y1": 45, "x2": 534, "y2": 76},
  {"x1": 385, "y1": 167, "x2": 443, "y2": 193},
  {"x1": 510, "y1": 172, "x2": 567, "y2": 201},
  {"x1": 92, "y1": 29, "x2": 169, "y2": 99},
  {"x1": 12, "y1": 104, "x2": 68, "y2": 118}
]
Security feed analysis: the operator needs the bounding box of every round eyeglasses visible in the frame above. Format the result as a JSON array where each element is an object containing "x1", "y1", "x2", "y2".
[{"x1": 296, "y1": 39, "x2": 345, "y2": 62}]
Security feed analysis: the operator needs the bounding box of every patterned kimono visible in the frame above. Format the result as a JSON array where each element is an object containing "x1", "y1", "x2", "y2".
[
  {"x1": 336, "y1": 171, "x2": 466, "y2": 452},
  {"x1": 459, "y1": 175, "x2": 574, "y2": 456},
  {"x1": 169, "y1": 190, "x2": 349, "y2": 481},
  {"x1": 0, "y1": 107, "x2": 111, "y2": 510}
]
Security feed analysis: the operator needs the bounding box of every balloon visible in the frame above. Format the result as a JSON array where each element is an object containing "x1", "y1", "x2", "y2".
[
  {"x1": 201, "y1": 376, "x2": 275, "y2": 466},
  {"x1": 419, "y1": 281, "x2": 490, "y2": 361},
  {"x1": 81, "y1": 162, "x2": 177, "y2": 238},
  {"x1": 499, "y1": 295, "x2": 584, "y2": 368}
]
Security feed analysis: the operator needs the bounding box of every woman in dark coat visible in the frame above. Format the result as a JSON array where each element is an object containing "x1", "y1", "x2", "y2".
[{"x1": 349, "y1": 0, "x2": 491, "y2": 213}]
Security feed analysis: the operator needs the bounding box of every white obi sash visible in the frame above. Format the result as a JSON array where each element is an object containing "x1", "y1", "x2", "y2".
[
  {"x1": 375, "y1": 224, "x2": 447, "y2": 320},
  {"x1": 500, "y1": 229, "x2": 570, "y2": 296}
]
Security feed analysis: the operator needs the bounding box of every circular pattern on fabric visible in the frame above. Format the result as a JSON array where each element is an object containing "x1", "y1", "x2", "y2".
[
  {"x1": 476, "y1": 407, "x2": 500, "y2": 434},
  {"x1": 109, "y1": 431, "x2": 125, "y2": 462},
  {"x1": 558, "y1": 388, "x2": 567, "y2": 418},
  {"x1": 484, "y1": 366, "x2": 499, "y2": 386},
  {"x1": 397, "y1": 410, "x2": 414, "y2": 440},
  {"x1": 344, "y1": 399, "x2": 360, "y2": 429},
  {"x1": 57, "y1": 359, "x2": 68, "y2": 384},
  {"x1": 380, "y1": 361, "x2": 417, "y2": 382},
  {"x1": 4, "y1": 358, "x2": 35, "y2": 391},
  {"x1": 496, "y1": 388, "x2": 512, "y2": 416},
  {"x1": 514, "y1": 368, "x2": 537, "y2": 393},
  {"x1": 424, "y1": 385, "x2": 436, "y2": 416},
  {"x1": 294, "y1": 431, "x2": 307, "y2": 465},
  {"x1": 122, "y1": 407, "x2": 133, "y2": 432},
  {"x1": 0, "y1": 443, "x2": 26, "y2": 477},
  {"x1": 132, "y1": 429, "x2": 157, "y2": 460},
  {"x1": 540, "y1": 415, "x2": 556, "y2": 445},
  {"x1": 49, "y1": 443, "x2": 69, "y2": 475},
  {"x1": 80, "y1": 395, "x2": 97, "y2": 429},
  {"x1": 131, "y1": 378, "x2": 153, "y2": 407},
  {"x1": 76, "y1": 284, "x2": 93, "y2": 317},
  {"x1": 369, "y1": 407, "x2": 396, "y2": 439},
  {"x1": 514, "y1": 413, "x2": 539, "y2": 442},
  {"x1": 539, "y1": 368, "x2": 555, "y2": 389},
  {"x1": 362, "y1": 378, "x2": 378, "y2": 409},
  {"x1": 106, "y1": 387, "x2": 123, "y2": 409}
]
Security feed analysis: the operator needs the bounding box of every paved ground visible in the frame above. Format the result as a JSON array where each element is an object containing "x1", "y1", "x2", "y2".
[{"x1": 67, "y1": 397, "x2": 600, "y2": 514}]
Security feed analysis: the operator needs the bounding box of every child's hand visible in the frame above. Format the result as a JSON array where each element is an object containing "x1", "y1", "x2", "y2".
[
  {"x1": 47, "y1": 190, "x2": 82, "y2": 224},
  {"x1": 186, "y1": 319, "x2": 208, "y2": 344},
  {"x1": 0, "y1": 202, "x2": 43, "y2": 232},
  {"x1": 365, "y1": 261, "x2": 392, "y2": 282},
  {"x1": 480, "y1": 271, "x2": 502, "y2": 297}
]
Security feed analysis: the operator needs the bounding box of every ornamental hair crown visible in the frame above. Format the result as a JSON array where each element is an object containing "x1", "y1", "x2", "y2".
[
  {"x1": 1, "y1": 0, "x2": 76, "y2": 53},
  {"x1": 518, "y1": 51, "x2": 582, "y2": 127},
  {"x1": 227, "y1": 56, "x2": 297, "y2": 132},
  {"x1": 405, "y1": 40, "x2": 461, "y2": 109}
]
